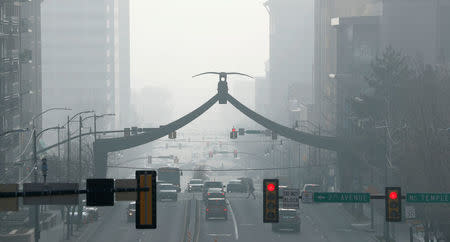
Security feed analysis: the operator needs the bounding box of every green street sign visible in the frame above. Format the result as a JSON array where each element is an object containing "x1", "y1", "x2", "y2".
[
  {"x1": 245, "y1": 130, "x2": 262, "y2": 134},
  {"x1": 313, "y1": 192, "x2": 370, "y2": 203},
  {"x1": 406, "y1": 193, "x2": 450, "y2": 203}
]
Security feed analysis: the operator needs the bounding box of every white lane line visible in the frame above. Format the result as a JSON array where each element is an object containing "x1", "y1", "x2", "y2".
[
  {"x1": 208, "y1": 233, "x2": 232, "y2": 237},
  {"x1": 226, "y1": 199, "x2": 239, "y2": 241}
]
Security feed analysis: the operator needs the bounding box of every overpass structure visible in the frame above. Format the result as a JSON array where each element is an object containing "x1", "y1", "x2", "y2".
[{"x1": 91, "y1": 73, "x2": 366, "y2": 178}]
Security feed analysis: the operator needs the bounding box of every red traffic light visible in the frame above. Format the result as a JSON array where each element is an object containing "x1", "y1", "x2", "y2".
[
  {"x1": 389, "y1": 191, "x2": 398, "y2": 200},
  {"x1": 232, "y1": 128, "x2": 236, "y2": 132},
  {"x1": 267, "y1": 183, "x2": 275, "y2": 192}
]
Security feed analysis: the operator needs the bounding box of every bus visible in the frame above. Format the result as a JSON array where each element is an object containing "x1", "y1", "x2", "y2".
[{"x1": 157, "y1": 167, "x2": 181, "y2": 192}]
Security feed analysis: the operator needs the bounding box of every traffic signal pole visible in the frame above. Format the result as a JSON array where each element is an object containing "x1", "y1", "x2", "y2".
[
  {"x1": 78, "y1": 116, "x2": 82, "y2": 228},
  {"x1": 33, "y1": 129, "x2": 40, "y2": 242}
]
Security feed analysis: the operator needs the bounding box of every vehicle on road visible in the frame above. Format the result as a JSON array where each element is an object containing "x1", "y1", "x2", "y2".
[
  {"x1": 68, "y1": 210, "x2": 89, "y2": 224},
  {"x1": 127, "y1": 202, "x2": 136, "y2": 223},
  {"x1": 227, "y1": 180, "x2": 246, "y2": 193},
  {"x1": 202, "y1": 181, "x2": 224, "y2": 200},
  {"x1": 187, "y1": 178, "x2": 203, "y2": 192},
  {"x1": 204, "y1": 188, "x2": 226, "y2": 201},
  {"x1": 82, "y1": 199, "x2": 99, "y2": 221},
  {"x1": 157, "y1": 167, "x2": 182, "y2": 192},
  {"x1": 206, "y1": 198, "x2": 228, "y2": 220},
  {"x1": 272, "y1": 209, "x2": 301, "y2": 232},
  {"x1": 301, "y1": 184, "x2": 321, "y2": 204},
  {"x1": 157, "y1": 183, "x2": 178, "y2": 201}
]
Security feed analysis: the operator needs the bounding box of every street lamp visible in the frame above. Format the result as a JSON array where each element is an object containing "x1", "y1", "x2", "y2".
[
  {"x1": 82, "y1": 113, "x2": 115, "y2": 141},
  {"x1": 65, "y1": 110, "x2": 94, "y2": 182},
  {"x1": 0, "y1": 128, "x2": 29, "y2": 137},
  {"x1": 30, "y1": 107, "x2": 71, "y2": 128}
]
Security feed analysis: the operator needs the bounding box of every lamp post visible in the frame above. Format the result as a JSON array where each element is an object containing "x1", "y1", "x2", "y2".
[
  {"x1": 82, "y1": 113, "x2": 115, "y2": 141},
  {"x1": 30, "y1": 107, "x2": 71, "y2": 129}
]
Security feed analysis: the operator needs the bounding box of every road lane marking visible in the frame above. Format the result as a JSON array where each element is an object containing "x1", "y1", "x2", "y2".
[
  {"x1": 208, "y1": 233, "x2": 232, "y2": 236},
  {"x1": 226, "y1": 199, "x2": 239, "y2": 240}
]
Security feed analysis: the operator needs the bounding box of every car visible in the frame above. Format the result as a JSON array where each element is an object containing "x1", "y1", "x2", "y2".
[
  {"x1": 272, "y1": 209, "x2": 301, "y2": 232},
  {"x1": 157, "y1": 183, "x2": 178, "y2": 201},
  {"x1": 301, "y1": 184, "x2": 321, "y2": 203},
  {"x1": 127, "y1": 202, "x2": 136, "y2": 223},
  {"x1": 202, "y1": 181, "x2": 224, "y2": 199},
  {"x1": 204, "y1": 188, "x2": 226, "y2": 201},
  {"x1": 188, "y1": 178, "x2": 203, "y2": 192},
  {"x1": 68, "y1": 210, "x2": 89, "y2": 224},
  {"x1": 206, "y1": 198, "x2": 227, "y2": 220},
  {"x1": 227, "y1": 180, "x2": 246, "y2": 193},
  {"x1": 82, "y1": 199, "x2": 99, "y2": 221}
]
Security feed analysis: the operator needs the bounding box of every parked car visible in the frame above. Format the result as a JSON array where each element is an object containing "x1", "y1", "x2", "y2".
[{"x1": 227, "y1": 180, "x2": 246, "y2": 193}]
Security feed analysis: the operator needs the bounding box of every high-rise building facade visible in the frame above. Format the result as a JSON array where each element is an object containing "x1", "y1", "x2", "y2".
[
  {"x1": 264, "y1": 0, "x2": 314, "y2": 126},
  {"x1": 0, "y1": 0, "x2": 42, "y2": 182},
  {"x1": 41, "y1": 0, "x2": 130, "y2": 133}
]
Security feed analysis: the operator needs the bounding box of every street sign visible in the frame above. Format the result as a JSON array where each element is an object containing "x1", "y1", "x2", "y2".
[
  {"x1": 406, "y1": 193, "x2": 450, "y2": 203},
  {"x1": 282, "y1": 188, "x2": 299, "y2": 208},
  {"x1": 136, "y1": 170, "x2": 157, "y2": 229},
  {"x1": 23, "y1": 183, "x2": 79, "y2": 205},
  {"x1": 115, "y1": 179, "x2": 137, "y2": 201},
  {"x1": 302, "y1": 191, "x2": 313, "y2": 203},
  {"x1": 405, "y1": 206, "x2": 416, "y2": 219},
  {"x1": 0, "y1": 184, "x2": 18, "y2": 211},
  {"x1": 245, "y1": 130, "x2": 262, "y2": 134},
  {"x1": 313, "y1": 192, "x2": 370, "y2": 203},
  {"x1": 87, "y1": 179, "x2": 114, "y2": 206}
]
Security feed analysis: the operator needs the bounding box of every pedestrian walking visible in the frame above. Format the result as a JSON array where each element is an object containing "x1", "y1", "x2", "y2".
[{"x1": 247, "y1": 184, "x2": 256, "y2": 199}]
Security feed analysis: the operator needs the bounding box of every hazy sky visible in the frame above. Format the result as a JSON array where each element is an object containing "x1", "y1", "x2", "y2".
[
  {"x1": 130, "y1": 0, "x2": 269, "y2": 91},
  {"x1": 130, "y1": 0, "x2": 269, "y2": 128}
]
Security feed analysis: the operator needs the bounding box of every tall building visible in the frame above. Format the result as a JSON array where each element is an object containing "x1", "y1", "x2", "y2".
[
  {"x1": 0, "y1": 0, "x2": 42, "y2": 182},
  {"x1": 264, "y1": 0, "x2": 314, "y2": 126},
  {"x1": 41, "y1": 0, "x2": 130, "y2": 133}
]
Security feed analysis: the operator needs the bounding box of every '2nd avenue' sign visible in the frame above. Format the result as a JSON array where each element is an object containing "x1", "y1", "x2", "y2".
[{"x1": 313, "y1": 192, "x2": 370, "y2": 203}]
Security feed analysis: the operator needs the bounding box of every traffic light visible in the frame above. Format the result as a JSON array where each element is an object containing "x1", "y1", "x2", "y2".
[
  {"x1": 385, "y1": 187, "x2": 402, "y2": 222},
  {"x1": 263, "y1": 179, "x2": 279, "y2": 223},
  {"x1": 124, "y1": 128, "x2": 131, "y2": 137},
  {"x1": 168, "y1": 131, "x2": 176, "y2": 139},
  {"x1": 131, "y1": 126, "x2": 138, "y2": 135},
  {"x1": 230, "y1": 128, "x2": 238, "y2": 139},
  {"x1": 238, "y1": 128, "x2": 245, "y2": 136},
  {"x1": 233, "y1": 150, "x2": 238, "y2": 158},
  {"x1": 136, "y1": 170, "x2": 157, "y2": 229},
  {"x1": 271, "y1": 131, "x2": 277, "y2": 140}
]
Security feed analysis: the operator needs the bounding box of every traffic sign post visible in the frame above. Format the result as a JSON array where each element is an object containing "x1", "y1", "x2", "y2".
[
  {"x1": 313, "y1": 192, "x2": 370, "y2": 203},
  {"x1": 115, "y1": 179, "x2": 137, "y2": 201},
  {"x1": 0, "y1": 184, "x2": 18, "y2": 211},
  {"x1": 282, "y1": 188, "x2": 299, "y2": 208},
  {"x1": 136, "y1": 170, "x2": 157, "y2": 229}
]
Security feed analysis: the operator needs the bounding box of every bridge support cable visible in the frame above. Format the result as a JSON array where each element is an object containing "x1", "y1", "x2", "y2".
[
  {"x1": 94, "y1": 94, "x2": 219, "y2": 177},
  {"x1": 226, "y1": 93, "x2": 352, "y2": 151}
]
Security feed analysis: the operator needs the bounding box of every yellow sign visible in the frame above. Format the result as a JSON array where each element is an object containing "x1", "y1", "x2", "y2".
[{"x1": 136, "y1": 170, "x2": 156, "y2": 229}]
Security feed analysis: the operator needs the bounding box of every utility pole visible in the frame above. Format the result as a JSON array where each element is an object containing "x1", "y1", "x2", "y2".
[
  {"x1": 66, "y1": 115, "x2": 71, "y2": 239},
  {"x1": 94, "y1": 114, "x2": 97, "y2": 142},
  {"x1": 77, "y1": 116, "x2": 82, "y2": 228},
  {"x1": 32, "y1": 129, "x2": 40, "y2": 242}
]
